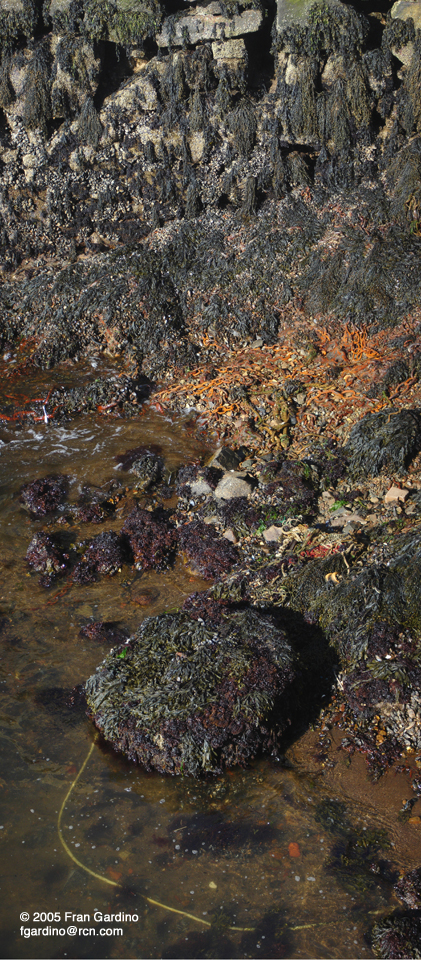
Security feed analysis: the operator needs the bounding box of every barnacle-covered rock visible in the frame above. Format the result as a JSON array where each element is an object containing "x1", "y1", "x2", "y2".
[
  {"x1": 73, "y1": 530, "x2": 124, "y2": 584},
  {"x1": 371, "y1": 912, "x2": 421, "y2": 959},
  {"x1": 85, "y1": 607, "x2": 296, "y2": 775},
  {"x1": 121, "y1": 506, "x2": 177, "y2": 570},
  {"x1": 177, "y1": 518, "x2": 238, "y2": 579},
  {"x1": 20, "y1": 474, "x2": 69, "y2": 516},
  {"x1": 344, "y1": 409, "x2": 421, "y2": 478}
]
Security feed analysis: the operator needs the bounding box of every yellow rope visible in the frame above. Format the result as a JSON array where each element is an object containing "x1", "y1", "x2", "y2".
[{"x1": 58, "y1": 742, "x2": 254, "y2": 932}]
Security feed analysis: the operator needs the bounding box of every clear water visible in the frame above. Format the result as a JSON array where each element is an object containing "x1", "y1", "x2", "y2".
[{"x1": 0, "y1": 405, "x2": 420, "y2": 960}]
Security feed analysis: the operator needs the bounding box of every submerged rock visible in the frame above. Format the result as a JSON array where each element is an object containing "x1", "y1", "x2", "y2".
[
  {"x1": 371, "y1": 912, "x2": 421, "y2": 959},
  {"x1": 85, "y1": 607, "x2": 295, "y2": 775},
  {"x1": 25, "y1": 531, "x2": 69, "y2": 585},
  {"x1": 121, "y1": 506, "x2": 177, "y2": 570},
  {"x1": 20, "y1": 474, "x2": 68, "y2": 516},
  {"x1": 395, "y1": 867, "x2": 421, "y2": 909},
  {"x1": 73, "y1": 530, "x2": 124, "y2": 583},
  {"x1": 130, "y1": 451, "x2": 164, "y2": 489},
  {"x1": 78, "y1": 620, "x2": 129, "y2": 644}
]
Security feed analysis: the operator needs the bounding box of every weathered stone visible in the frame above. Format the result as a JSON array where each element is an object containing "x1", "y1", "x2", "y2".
[
  {"x1": 157, "y1": 3, "x2": 263, "y2": 48},
  {"x1": 330, "y1": 508, "x2": 366, "y2": 528},
  {"x1": 212, "y1": 38, "x2": 247, "y2": 61},
  {"x1": 392, "y1": 0, "x2": 421, "y2": 30},
  {"x1": 263, "y1": 525, "x2": 284, "y2": 542},
  {"x1": 214, "y1": 473, "x2": 252, "y2": 500},
  {"x1": 384, "y1": 485, "x2": 409, "y2": 503},
  {"x1": 223, "y1": 527, "x2": 238, "y2": 543},
  {"x1": 190, "y1": 478, "x2": 213, "y2": 496}
]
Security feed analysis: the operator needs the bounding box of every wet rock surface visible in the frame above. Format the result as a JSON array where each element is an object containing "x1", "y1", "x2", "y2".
[
  {"x1": 85, "y1": 607, "x2": 296, "y2": 775},
  {"x1": 177, "y1": 518, "x2": 239, "y2": 578},
  {"x1": 121, "y1": 505, "x2": 177, "y2": 570},
  {"x1": 20, "y1": 474, "x2": 68, "y2": 515},
  {"x1": 73, "y1": 530, "x2": 124, "y2": 583},
  {"x1": 371, "y1": 911, "x2": 421, "y2": 959},
  {"x1": 25, "y1": 530, "x2": 69, "y2": 585}
]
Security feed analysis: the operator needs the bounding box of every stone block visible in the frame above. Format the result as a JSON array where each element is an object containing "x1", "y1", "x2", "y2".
[
  {"x1": 157, "y1": 2, "x2": 263, "y2": 48},
  {"x1": 212, "y1": 38, "x2": 247, "y2": 60}
]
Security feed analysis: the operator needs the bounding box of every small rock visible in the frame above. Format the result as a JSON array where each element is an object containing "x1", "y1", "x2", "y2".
[
  {"x1": 330, "y1": 511, "x2": 366, "y2": 528},
  {"x1": 263, "y1": 525, "x2": 284, "y2": 542},
  {"x1": 190, "y1": 479, "x2": 213, "y2": 496},
  {"x1": 212, "y1": 38, "x2": 246, "y2": 60},
  {"x1": 223, "y1": 528, "x2": 238, "y2": 543},
  {"x1": 384, "y1": 485, "x2": 409, "y2": 503},
  {"x1": 214, "y1": 474, "x2": 252, "y2": 500},
  {"x1": 208, "y1": 446, "x2": 245, "y2": 470}
]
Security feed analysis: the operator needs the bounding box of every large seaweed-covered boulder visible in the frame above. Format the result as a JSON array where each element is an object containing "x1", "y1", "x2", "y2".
[
  {"x1": 344, "y1": 408, "x2": 421, "y2": 478},
  {"x1": 85, "y1": 608, "x2": 295, "y2": 776}
]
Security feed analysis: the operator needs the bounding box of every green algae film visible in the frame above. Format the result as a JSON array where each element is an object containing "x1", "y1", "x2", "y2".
[{"x1": 0, "y1": 411, "x2": 419, "y2": 959}]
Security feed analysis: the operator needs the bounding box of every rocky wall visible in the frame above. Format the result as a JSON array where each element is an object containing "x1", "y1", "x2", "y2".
[{"x1": 1, "y1": 0, "x2": 421, "y2": 372}]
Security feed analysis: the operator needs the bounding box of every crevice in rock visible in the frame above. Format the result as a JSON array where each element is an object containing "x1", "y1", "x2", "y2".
[
  {"x1": 244, "y1": 0, "x2": 276, "y2": 92},
  {"x1": 93, "y1": 41, "x2": 134, "y2": 109}
]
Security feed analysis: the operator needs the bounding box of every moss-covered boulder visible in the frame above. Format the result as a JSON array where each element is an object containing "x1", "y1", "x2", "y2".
[{"x1": 85, "y1": 607, "x2": 296, "y2": 775}]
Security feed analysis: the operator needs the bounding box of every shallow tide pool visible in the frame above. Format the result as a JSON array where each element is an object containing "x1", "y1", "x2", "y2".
[{"x1": 0, "y1": 408, "x2": 420, "y2": 960}]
